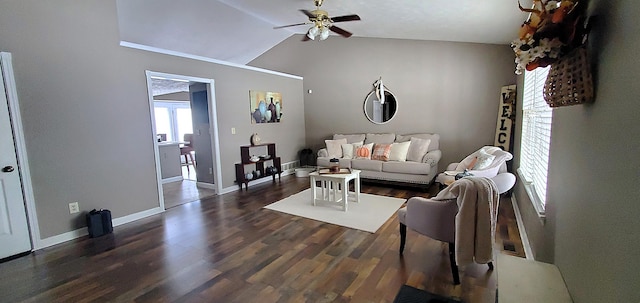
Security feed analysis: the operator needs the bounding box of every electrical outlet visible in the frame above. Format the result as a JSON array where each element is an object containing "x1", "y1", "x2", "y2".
[
  {"x1": 209, "y1": 167, "x2": 213, "y2": 174},
  {"x1": 69, "y1": 202, "x2": 80, "y2": 214},
  {"x1": 231, "y1": 127, "x2": 236, "y2": 134}
]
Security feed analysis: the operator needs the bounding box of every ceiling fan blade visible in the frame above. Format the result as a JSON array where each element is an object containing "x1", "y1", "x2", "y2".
[
  {"x1": 330, "y1": 14, "x2": 361, "y2": 23},
  {"x1": 300, "y1": 9, "x2": 315, "y2": 19},
  {"x1": 329, "y1": 25, "x2": 353, "y2": 38},
  {"x1": 273, "y1": 22, "x2": 309, "y2": 29}
]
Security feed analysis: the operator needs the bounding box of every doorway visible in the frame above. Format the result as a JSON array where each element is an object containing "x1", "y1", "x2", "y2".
[
  {"x1": 153, "y1": 100, "x2": 196, "y2": 180},
  {"x1": 145, "y1": 71, "x2": 222, "y2": 210}
]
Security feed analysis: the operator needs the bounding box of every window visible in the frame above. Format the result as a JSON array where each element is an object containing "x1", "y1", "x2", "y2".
[
  {"x1": 518, "y1": 66, "x2": 552, "y2": 215},
  {"x1": 154, "y1": 101, "x2": 193, "y2": 142}
]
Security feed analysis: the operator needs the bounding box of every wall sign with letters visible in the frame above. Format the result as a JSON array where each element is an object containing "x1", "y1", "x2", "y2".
[{"x1": 494, "y1": 85, "x2": 517, "y2": 152}]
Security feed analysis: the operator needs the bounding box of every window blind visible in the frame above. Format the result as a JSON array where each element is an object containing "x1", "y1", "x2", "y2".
[{"x1": 519, "y1": 66, "x2": 552, "y2": 213}]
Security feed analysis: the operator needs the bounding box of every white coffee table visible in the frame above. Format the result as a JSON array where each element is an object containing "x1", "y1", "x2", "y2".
[{"x1": 309, "y1": 169, "x2": 361, "y2": 211}]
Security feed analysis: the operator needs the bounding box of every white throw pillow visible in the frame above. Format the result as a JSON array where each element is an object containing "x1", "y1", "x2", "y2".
[
  {"x1": 406, "y1": 137, "x2": 431, "y2": 162},
  {"x1": 341, "y1": 141, "x2": 364, "y2": 159},
  {"x1": 472, "y1": 149, "x2": 496, "y2": 170},
  {"x1": 389, "y1": 141, "x2": 411, "y2": 162},
  {"x1": 325, "y1": 138, "x2": 347, "y2": 158}
]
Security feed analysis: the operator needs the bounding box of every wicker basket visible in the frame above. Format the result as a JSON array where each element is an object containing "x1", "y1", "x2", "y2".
[{"x1": 543, "y1": 46, "x2": 594, "y2": 107}]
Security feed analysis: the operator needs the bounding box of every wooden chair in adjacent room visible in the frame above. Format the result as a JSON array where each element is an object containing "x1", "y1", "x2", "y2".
[{"x1": 180, "y1": 133, "x2": 196, "y2": 172}]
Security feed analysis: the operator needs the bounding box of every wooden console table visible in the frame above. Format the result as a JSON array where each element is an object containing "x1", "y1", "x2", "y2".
[{"x1": 234, "y1": 143, "x2": 281, "y2": 190}]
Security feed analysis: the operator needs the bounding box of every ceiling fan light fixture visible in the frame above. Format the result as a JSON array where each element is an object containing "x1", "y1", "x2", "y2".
[
  {"x1": 319, "y1": 26, "x2": 330, "y2": 40},
  {"x1": 274, "y1": 1, "x2": 360, "y2": 41},
  {"x1": 307, "y1": 25, "x2": 319, "y2": 40}
]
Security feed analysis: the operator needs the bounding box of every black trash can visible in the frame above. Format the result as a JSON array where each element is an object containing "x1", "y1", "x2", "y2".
[{"x1": 299, "y1": 148, "x2": 314, "y2": 167}]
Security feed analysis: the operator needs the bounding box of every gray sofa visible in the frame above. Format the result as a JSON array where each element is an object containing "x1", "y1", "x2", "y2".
[{"x1": 317, "y1": 133, "x2": 441, "y2": 186}]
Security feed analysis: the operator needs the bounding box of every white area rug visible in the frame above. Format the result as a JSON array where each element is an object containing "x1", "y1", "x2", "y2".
[{"x1": 264, "y1": 189, "x2": 406, "y2": 233}]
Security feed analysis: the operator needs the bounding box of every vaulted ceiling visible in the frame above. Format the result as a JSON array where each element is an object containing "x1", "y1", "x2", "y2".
[{"x1": 116, "y1": 0, "x2": 532, "y2": 65}]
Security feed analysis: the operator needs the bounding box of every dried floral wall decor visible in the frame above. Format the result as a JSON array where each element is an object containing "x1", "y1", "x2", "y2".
[
  {"x1": 511, "y1": 0, "x2": 589, "y2": 74},
  {"x1": 512, "y1": 0, "x2": 593, "y2": 107}
]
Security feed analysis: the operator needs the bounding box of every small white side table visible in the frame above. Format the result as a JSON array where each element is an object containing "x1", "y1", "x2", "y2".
[{"x1": 309, "y1": 169, "x2": 361, "y2": 211}]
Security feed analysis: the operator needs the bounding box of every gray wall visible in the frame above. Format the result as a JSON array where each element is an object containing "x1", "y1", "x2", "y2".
[
  {"x1": 0, "y1": 0, "x2": 304, "y2": 239},
  {"x1": 250, "y1": 36, "x2": 516, "y2": 168},
  {"x1": 511, "y1": 0, "x2": 640, "y2": 301}
]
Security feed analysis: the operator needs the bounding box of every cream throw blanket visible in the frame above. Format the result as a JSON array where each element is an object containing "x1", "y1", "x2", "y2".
[{"x1": 433, "y1": 177, "x2": 499, "y2": 266}]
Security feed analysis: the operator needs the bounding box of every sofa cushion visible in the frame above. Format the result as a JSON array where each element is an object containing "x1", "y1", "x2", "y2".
[
  {"x1": 354, "y1": 143, "x2": 374, "y2": 159},
  {"x1": 396, "y1": 133, "x2": 440, "y2": 151},
  {"x1": 333, "y1": 134, "x2": 366, "y2": 144},
  {"x1": 382, "y1": 161, "x2": 432, "y2": 175},
  {"x1": 325, "y1": 138, "x2": 347, "y2": 158},
  {"x1": 406, "y1": 137, "x2": 431, "y2": 162},
  {"x1": 389, "y1": 141, "x2": 411, "y2": 162},
  {"x1": 341, "y1": 141, "x2": 363, "y2": 159},
  {"x1": 351, "y1": 159, "x2": 383, "y2": 171},
  {"x1": 371, "y1": 143, "x2": 392, "y2": 161},
  {"x1": 365, "y1": 133, "x2": 396, "y2": 145}
]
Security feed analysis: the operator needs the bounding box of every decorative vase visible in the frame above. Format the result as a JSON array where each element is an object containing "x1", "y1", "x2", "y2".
[
  {"x1": 245, "y1": 173, "x2": 253, "y2": 180},
  {"x1": 252, "y1": 108, "x2": 262, "y2": 123},
  {"x1": 250, "y1": 133, "x2": 261, "y2": 146},
  {"x1": 268, "y1": 98, "x2": 277, "y2": 122},
  {"x1": 258, "y1": 101, "x2": 267, "y2": 121},
  {"x1": 275, "y1": 102, "x2": 281, "y2": 121},
  {"x1": 264, "y1": 110, "x2": 272, "y2": 122}
]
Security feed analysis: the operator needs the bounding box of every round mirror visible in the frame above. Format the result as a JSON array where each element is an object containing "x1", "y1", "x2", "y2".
[{"x1": 363, "y1": 90, "x2": 398, "y2": 124}]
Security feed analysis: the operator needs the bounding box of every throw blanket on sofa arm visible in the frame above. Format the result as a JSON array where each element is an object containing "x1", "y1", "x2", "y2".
[{"x1": 433, "y1": 177, "x2": 499, "y2": 266}]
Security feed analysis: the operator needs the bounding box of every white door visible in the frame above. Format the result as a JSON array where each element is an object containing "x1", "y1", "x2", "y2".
[{"x1": 0, "y1": 55, "x2": 32, "y2": 259}]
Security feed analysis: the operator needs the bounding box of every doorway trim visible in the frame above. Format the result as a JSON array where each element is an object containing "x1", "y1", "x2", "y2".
[
  {"x1": 145, "y1": 71, "x2": 222, "y2": 210},
  {"x1": 1, "y1": 52, "x2": 40, "y2": 250}
]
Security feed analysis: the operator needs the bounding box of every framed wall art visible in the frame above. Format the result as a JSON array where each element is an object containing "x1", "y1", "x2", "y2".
[{"x1": 249, "y1": 91, "x2": 283, "y2": 124}]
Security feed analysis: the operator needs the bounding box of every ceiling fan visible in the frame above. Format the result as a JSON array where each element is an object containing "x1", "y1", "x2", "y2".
[{"x1": 273, "y1": 0, "x2": 361, "y2": 41}]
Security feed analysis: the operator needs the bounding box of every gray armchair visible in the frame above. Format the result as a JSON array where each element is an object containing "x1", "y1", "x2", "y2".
[{"x1": 397, "y1": 173, "x2": 516, "y2": 285}]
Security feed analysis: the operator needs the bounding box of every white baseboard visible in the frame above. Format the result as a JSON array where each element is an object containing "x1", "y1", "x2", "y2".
[
  {"x1": 220, "y1": 176, "x2": 276, "y2": 194},
  {"x1": 37, "y1": 228, "x2": 88, "y2": 249},
  {"x1": 162, "y1": 176, "x2": 183, "y2": 184},
  {"x1": 35, "y1": 207, "x2": 164, "y2": 250},
  {"x1": 220, "y1": 170, "x2": 296, "y2": 195},
  {"x1": 219, "y1": 185, "x2": 238, "y2": 195},
  {"x1": 511, "y1": 195, "x2": 534, "y2": 260},
  {"x1": 111, "y1": 207, "x2": 163, "y2": 227}
]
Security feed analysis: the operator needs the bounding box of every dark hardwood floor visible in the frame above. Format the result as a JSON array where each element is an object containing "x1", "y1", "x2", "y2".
[
  {"x1": 162, "y1": 180, "x2": 217, "y2": 209},
  {"x1": 0, "y1": 175, "x2": 525, "y2": 303}
]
